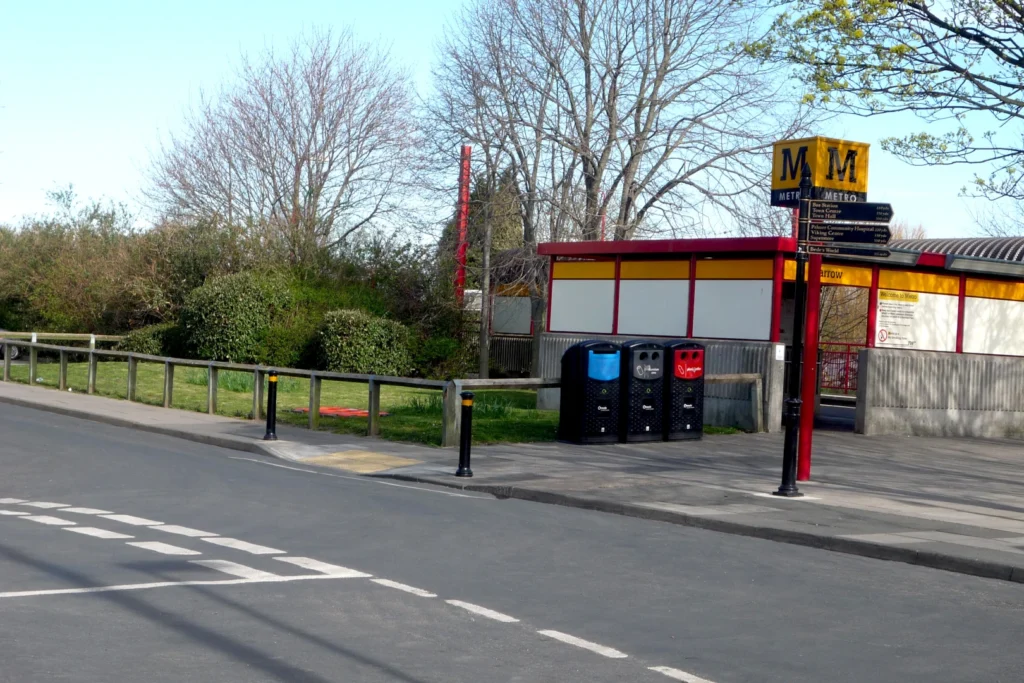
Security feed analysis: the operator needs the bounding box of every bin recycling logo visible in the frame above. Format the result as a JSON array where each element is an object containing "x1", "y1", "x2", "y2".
[{"x1": 634, "y1": 363, "x2": 661, "y2": 380}]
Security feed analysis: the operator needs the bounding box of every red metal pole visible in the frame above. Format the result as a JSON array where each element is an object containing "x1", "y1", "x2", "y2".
[
  {"x1": 797, "y1": 254, "x2": 822, "y2": 481},
  {"x1": 791, "y1": 206, "x2": 799, "y2": 239},
  {"x1": 454, "y1": 145, "x2": 472, "y2": 302},
  {"x1": 866, "y1": 265, "x2": 880, "y2": 347}
]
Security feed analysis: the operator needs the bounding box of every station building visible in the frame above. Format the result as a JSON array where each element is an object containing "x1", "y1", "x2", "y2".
[{"x1": 489, "y1": 236, "x2": 1024, "y2": 440}]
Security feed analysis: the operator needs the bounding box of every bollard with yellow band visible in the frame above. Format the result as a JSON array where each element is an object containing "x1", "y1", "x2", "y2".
[
  {"x1": 455, "y1": 391, "x2": 474, "y2": 477},
  {"x1": 263, "y1": 370, "x2": 279, "y2": 441}
]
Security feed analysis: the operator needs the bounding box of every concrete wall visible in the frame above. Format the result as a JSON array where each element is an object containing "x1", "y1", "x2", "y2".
[
  {"x1": 536, "y1": 332, "x2": 785, "y2": 432},
  {"x1": 856, "y1": 348, "x2": 1024, "y2": 438}
]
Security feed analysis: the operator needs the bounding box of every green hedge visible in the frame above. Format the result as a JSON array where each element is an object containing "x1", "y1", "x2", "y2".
[
  {"x1": 316, "y1": 309, "x2": 412, "y2": 375},
  {"x1": 116, "y1": 322, "x2": 186, "y2": 357},
  {"x1": 180, "y1": 272, "x2": 291, "y2": 363}
]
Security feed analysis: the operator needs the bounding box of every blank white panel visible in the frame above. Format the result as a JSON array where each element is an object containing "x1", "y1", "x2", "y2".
[
  {"x1": 617, "y1": 280, "x2": 689, "y2": 336},
  {"x1": 492, "y1": 297, "x2": 532, "y2": 335},
  {"x1": 963, "y1": 297, "x2": 1024, "y2": 356},
  {"x1": 692, "y1": 280, "x2": 772, "y2": 340},
  {"x1": 550, "y1": 280, "x2": 614, "y2": 333},
  {"x1": 876, "y1": 292, "x2": 957, "y2": 352}
]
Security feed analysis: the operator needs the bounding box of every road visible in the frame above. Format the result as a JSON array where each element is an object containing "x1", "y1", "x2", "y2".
[{"x1": 0, "y1": 403, "x2": 1022, "y2": 682}]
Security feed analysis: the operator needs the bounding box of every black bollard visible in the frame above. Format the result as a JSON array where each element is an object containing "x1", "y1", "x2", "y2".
[
  {"x1": 263, "y1": 370, "x2": 279, "y2": 441},
  {"x1": 455, "y1": 391, "x2": 474, "y2": 477}
]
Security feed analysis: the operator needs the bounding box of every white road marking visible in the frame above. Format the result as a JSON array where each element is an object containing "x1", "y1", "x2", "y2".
[
  {"x1": 0, "y1": 510, "x2": 30, "y2": 516},
  {"x1": 101, "y1": 514, "x2": 162, "y2": 526},
  {"x1": 126, "y1": 541, "x2": 201, "y2": 556},
  {"x1": 202, "y1": 537, "x2": 283, "y2": 555},
  {"x1": 0, "y1": 573, "x2": 348, "y2": 600},
  {"x1": 191, "y1": 560, "x2": 278, "y2": 580},
  {"x1": 371, "y1": 579, "x2": 436, "y2": 597},
  {"x1": 537, "y1": 630, "x2": 628, "y2": 658},
  {"x1": 228, "y1": 457, "x2": 489, "y2": 499},
  {"x1": 274, "y1": 557, "x2": 370, "y2": 577},
  {"x1": 20, "y1": 502, "x2": 69, "y2": 509},
  {"x1": 66, "y1": 527, "x2": 133, "y2": 540},
  {"x1": 61, "y1": 507, "x2": 113, "y2": 515},
  {"x1": 649, "y1": 666, "x2": 717, "y2": 682},
  {"x1": 21, "y1": 515, "x2": 75, "y2": 526},
  {"x1": 152, "y1": 525, "x2": 217, "y2": 538},
  {"x1": 445, "y1": 600, "x2": 519, "y2": 623},
  {"x1": 0, "y1": 498, "x2": 26, "y2": 504}
]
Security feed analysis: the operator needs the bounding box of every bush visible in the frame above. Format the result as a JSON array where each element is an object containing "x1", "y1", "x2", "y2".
[
  {"x1": 410, "y1": 335, "x2": 473, "y2": 379},
  {"x1": 117, "y1": 322, "x2": 183, "y2": 356},
  {"x1": 316, "y1": 309, "x2": 412, "y2": 375},
  {"x1": 180, "y1": 272, "x2": 291, "y2": 362}
]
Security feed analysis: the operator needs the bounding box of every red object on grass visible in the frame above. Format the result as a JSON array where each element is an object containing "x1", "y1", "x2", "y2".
[{"x1": 292, "y1": 407, "x2": 389, "y2": 418}]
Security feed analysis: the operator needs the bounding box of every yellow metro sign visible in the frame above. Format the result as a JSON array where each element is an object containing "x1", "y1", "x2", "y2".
[{"x1": 771, "y1": 136, "x2": 870, "y2": 207}]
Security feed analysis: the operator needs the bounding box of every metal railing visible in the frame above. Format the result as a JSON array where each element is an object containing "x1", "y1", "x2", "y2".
[
  {"x1": 0, "y1": 338, "x2": 763, "y2": 446},
  {"x1": 0, "y1": 332, "x2": 123, "y2": 348}
]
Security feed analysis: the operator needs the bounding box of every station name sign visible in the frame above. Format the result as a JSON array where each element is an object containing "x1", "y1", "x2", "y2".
[{"x1": 771, "y1": 136, "x2": 870, "y2": 207}]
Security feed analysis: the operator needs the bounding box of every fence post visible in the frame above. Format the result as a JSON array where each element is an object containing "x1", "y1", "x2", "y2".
[
  {"x1": 204, "y1": 365, "x2": 217, "y2": 414},
  {"x1": 3, "y1": 343, "x2": 10, "y2": 382},
  {"x1": 127, "y1": 355, "x2": 137, "y2": 402},
  {"x1": 751, "y1": 376, "x2": 764, "y2": 433},
  {"x1": 87, "y1": 351, "x2": 97, "y2": 394},
  {"x1": 59, "y1": 350, "x2": 68, "y2": 391},
  {"x1": 89, "y1": 334, "x2": 96, "y2": 351},
  {"x1": 252, "y1": 369, "x2": 264, "y2": 421},
  {"x1": 308, "y1": 374, "x2": 321, "y2": 429},
  {"x1": 163, "y1": 361, "x2": 175, "y2": 408},
  {"x1": 441, "y1": 379, "x2": 463, "y2": 448},
  {"x1": 29, "y1": 346, "x2": 38, "y2": 385},
  {"x1": 368, "y1": 376, "x2": 381, "y2": 436}
]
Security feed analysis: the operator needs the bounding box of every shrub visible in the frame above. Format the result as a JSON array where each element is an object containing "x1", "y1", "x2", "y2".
[
  {"x1": 180, "y1": 272, "x2": 291, "y2": 362},
  {"x1": 117, "y1": 322, "x2": 183, "y2": 356},
  {"x1": 316, "y1": 309, "x2": 412, "y2": 375},
  {"x1": 409, "y1": 335, "x2": 473, "y2": 379}
]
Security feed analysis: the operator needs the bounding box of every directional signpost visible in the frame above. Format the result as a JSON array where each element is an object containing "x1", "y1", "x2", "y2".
[
  {"x1": 806, "y1": 244, "x2": 890, "y2": 258},
  {"x1": 807, "y1": 224, "x2": 891, "y2": 246},
  {"x1": 808, "y1": 201, "x2": 893, "y2": 224},
  {"x1": 804, "y1": 200, "x2": 894, "y2": 259}
]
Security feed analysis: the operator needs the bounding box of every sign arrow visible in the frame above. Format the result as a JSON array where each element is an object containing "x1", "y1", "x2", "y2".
[
  {"x1": 808, "y1": 201, "x2": 894, "y2": 224},
  {"x1": 806, "y1": 244, "x2": 891, "y2": 259},
  {"x1": 807, "y1": 223, "x2": 891, "y2": 245}
]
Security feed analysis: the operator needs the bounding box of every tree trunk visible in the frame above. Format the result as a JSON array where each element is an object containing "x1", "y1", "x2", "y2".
[{"x1": 478, "y1": 203, "x2": 494, "y2": 378}]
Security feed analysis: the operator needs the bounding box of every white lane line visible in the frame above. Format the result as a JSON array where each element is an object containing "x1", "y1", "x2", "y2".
[
  {"x1": 537, "y1": 630, "x2": 628, "y2": 659},
  {"x1": 371, "y1": 578, "x2": 436, "y2": 597},
  {"x1": 191, "y1": 560, "x2": 278, "y2": 580},
  {"x1": 101, "y1": 514, "x2": 162, "y2": 526},
  {"x1": 202, "y1": 537, "x2": 283, "y2": 555},
  {"x1": 227, "y1": 457, "x2": 489, "y2": 499},
  {"x1": 0, "y1": 498, "x2": 26, "y2": 504},
  {"x1": 61, "y1": 507, "x2": 113, "y2": 515},
  {"x1": 21, "y1": 515, "x2": 75, "y2": 526},
  {"x1": 0, "y1": 510, "x2": 30, "y2": 516},
  {"x1": 274, "y1": 557, "x2": 371, "y2": 577},
  {"x1": 0, "y1": 573, "x2": 350, "y2": 600},
  {"x1": 445, "y1": 600, "x2": 519, "y2": 623},
  {"x1": 649, "y1": 666, "x2": 717, "y2": 682},
  {"x1": 152, "y1": 525, "x2": 217, "y2": 538},
  {"x1": 20, "y1": 502, "x2": 69, "y2": 509},
  {"x1": 126, "y1": 541, "x2": 201, "y2": 556},
  {"x1": 65, "y1": 527, "x2": 133, "y2": 540}
]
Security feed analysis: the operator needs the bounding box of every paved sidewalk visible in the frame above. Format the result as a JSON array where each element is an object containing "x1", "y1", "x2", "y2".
[{"x1": 5, "y1": 380, "x2": 1024, "y2": 583}]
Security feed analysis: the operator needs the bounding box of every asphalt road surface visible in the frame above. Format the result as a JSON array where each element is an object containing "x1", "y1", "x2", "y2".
[{"x1": 0, "y1": 403, "x2": 1022, "y2": 682}]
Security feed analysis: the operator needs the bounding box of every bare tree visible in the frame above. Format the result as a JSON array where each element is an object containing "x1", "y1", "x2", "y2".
[{"x1": 147, "y1": 30, "x2": 416, "y2": 264}]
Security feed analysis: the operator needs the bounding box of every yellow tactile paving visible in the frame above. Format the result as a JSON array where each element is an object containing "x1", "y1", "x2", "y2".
[{"x1": 303, "y1": 451, "x2": 421, "y2": 474}]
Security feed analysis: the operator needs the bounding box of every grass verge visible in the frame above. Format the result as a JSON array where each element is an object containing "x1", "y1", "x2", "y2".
[{"x1": 8, "y1": 360, "x2": 738, "y2": 446}]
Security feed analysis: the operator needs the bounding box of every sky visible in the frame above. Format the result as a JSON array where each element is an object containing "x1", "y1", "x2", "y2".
[{"x1": 0, "y1": 0, "x2": 995, "y2": 238}]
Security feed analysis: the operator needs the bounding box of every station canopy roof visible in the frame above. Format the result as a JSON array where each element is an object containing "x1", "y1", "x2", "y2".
[{"x1": 890, "y1": 237, "x2": 1024, "y2": 262}]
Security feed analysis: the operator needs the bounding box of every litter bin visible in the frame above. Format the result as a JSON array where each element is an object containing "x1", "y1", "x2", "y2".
[
  {"x1": 664, "y1": 341, "x2": 705, "y2": 441},
  {"x1": 558, "y1": 341, "x2": 621, "y2": 444},
  {"x1": 619, "y1": 340, "x2": 664, "y2": 442}
]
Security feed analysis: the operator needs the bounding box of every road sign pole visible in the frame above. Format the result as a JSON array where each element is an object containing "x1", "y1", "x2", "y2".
[{"x1": 776, "y1": 165, "x2": 810, "y2": 498}]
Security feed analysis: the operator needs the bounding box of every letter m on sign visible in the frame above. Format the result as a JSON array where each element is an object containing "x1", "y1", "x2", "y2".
[
  {"x1": 780, "y1": 146, "x2": 808, "y2": 181},
  {"x1": 827, "y1": 147, "x2": 858, "y2": 183}
]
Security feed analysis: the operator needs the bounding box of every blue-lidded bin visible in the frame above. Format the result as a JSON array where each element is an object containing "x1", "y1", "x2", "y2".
[{"x1": 558, "y1": 341, "x2": 622, "y2": 444}]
